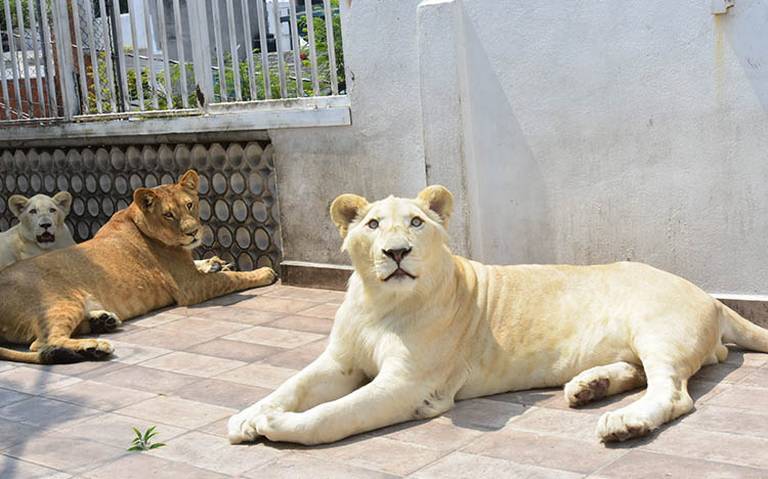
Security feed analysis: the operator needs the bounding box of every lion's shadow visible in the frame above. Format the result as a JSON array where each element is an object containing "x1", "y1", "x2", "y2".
[{"x1": 256, "y1": 348, "x2": 749, "y2": 453}]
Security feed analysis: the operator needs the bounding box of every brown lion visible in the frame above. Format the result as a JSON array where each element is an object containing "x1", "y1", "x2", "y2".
[{"x1": 0, "y1": 170, "x2": 276, "y2": 364}]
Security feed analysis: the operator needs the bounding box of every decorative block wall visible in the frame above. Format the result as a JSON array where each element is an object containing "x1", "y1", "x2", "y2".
[{"x1": 0, "y1": 141, "x2": 282, "y2": 271}]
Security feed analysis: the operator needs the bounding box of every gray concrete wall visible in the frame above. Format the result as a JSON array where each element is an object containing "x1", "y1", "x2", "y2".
[{"x1": 271, "y1": 0, "x2": 768, "y2": 295}]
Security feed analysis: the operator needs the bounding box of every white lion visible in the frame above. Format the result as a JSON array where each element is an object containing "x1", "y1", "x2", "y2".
[
  {"x1": 0, "y1": 192, "x2": 75, "y2": 270},
  {"x1": 228, "y1": 185, "x2": 768, "y2": 445}
]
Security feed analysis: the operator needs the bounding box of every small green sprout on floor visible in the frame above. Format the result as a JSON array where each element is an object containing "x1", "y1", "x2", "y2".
[{"x1": 127, "y1": 426, "x2": 166, "y2": 452}]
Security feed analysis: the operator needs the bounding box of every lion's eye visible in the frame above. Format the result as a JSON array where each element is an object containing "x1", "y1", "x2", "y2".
[
  {"x1": 29, "y1": 209, "x2": 37, "y2": 215},
  {"x1": 49, "y1": 208, "x2": 56, "y2": 213},
  {"x1": 411, "y1": 217, "x2": 424, "y2": 227},
  {"x1": 163, "y1": 212, "x2": 174, "y2": 220},
  {"x1": 186, "y1": 202, "x2": 193, "y2": 210},
  {"x1": 367, "y1": 219, "x2": 379, "y2": 229}
]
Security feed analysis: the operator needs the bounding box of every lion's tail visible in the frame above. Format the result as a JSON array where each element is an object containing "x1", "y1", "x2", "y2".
[
  {"x1": 720, "y1": 302, "x2": 768, "y2": 353},
  {"x1": 0, "y1": 346, "x2": 45, "y2": 364}
]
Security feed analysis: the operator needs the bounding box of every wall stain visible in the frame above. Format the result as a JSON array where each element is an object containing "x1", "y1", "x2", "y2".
[{"x1": 714, "y1": 15, "x2": 726, "y2": 108}]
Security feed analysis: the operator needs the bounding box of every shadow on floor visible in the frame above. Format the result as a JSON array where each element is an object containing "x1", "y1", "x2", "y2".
[{"x1": 251, "y1": 348, "x2": 750, "y2": 454}]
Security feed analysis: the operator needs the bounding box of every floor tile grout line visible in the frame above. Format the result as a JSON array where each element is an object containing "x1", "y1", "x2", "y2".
[
  {"x1": 0, "y1": 386, "x2": 36, "y2": 408},
  {"x1": 580, "y1": 446, "x2": 632, "y2": 477},
  {"x1": 403, "y1": 448, "x2": 592, "y2": 478},
  {"x1": 36, "y1": 411, "x2": 192, "y2": 451},
  {"x1": 0, "y1": 407, "x2": 103, "y2": 430},
  {"x1": 636, "y1": 430, "x2": 768, "y2": 470},
  {"x1": 3, "y1": 433, "x2": 138, "y2": 476},
  {"x1": 128, "y1": 351, "x2": 249, "y2": 375},
  {"x1": 107, "y1": 399, "x2": 236, "y2": 431},
  {"x1": 142, "y1": 429, "x2": 257, "y2": 477},
  {"x1": 0, "y1": 450, "x2": 76, "y2": 476},
  {"x1": 36, "y1": 389, "x2": 160, "y2": 415},
  {"x1": 291, "y1": 450, "x2": 406, "y2": 478}
]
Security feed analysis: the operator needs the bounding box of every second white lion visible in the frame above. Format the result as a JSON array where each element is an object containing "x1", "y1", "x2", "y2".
[{"x1": 0, "y1": 192, "x2": 75, "y2": 271}]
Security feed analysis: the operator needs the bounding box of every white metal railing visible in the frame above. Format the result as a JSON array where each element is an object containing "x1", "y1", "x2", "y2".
[{"x1": 0, "y1": 0, "x2": 344, "y2": 124}]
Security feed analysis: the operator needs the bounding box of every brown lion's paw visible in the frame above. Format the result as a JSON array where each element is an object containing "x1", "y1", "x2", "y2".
[
  {"x1": 39, "y1": 346, "x2": 87, "y2": 364},
  {"x1": 261, "y1": 267, "x2": 279, "y2": 285},
  {"x1": 197, "y1": 257, "x2": 235, "y2": 274},
  {"x1": 77, "y1": 340, "x2": 115, "y2": 361},
  {"x1": 88, "y1": 311, "x2": 122, "y2": 333},
  {"x1": 39, "y1": 339, "x2": 114, "y2": 364},
  {"x1": 80, "y1": 347, "x2": 113, "y2": 361}
]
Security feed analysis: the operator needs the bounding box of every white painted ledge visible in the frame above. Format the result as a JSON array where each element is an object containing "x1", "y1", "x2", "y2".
[
  {"x1": 0, "y1": 96, "x2": 351, "y2": 143},
  {"x1": 712, "y1": 293, "x2": 768, "y2": 303}
]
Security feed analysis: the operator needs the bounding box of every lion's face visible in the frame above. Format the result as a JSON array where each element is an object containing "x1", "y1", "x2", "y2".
[
  {"x1": 132, "y1": 170, "x2": 203, "y2": 250},
  {"x1": 330, "y1": 186, "x2": 454, "y2": 293},
  {"x1": 9, "y1": 192, "x2": 73, "y2": 249}
]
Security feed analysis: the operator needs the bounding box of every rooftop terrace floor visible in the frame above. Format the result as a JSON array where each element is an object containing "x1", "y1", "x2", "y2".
[{"x1": 1, "y1": 283, "x2": 768, "y2": 478}]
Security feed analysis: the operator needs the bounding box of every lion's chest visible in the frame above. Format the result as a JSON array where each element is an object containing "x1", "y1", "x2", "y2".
[{"x1": 334, "y1": 309, "x2": 412, "y2": 379}]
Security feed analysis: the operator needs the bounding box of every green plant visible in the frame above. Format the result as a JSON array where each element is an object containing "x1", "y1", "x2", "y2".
[
  {"x1": 127, "y1": 426, "x2": 166, "y2": 452},
  {"x1": 0, "y1": 0, "x2": 33, "y2": 31},
  {"x1": 297, "y1": 0, "x2": 345, "y2": 94}
]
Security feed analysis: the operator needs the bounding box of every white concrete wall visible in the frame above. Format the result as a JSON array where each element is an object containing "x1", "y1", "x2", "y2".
[
  {"x1": 449, "y1": 0, "x2": 768, "y2": 294},
  {"x1": 269, "y1": 0, "x2": 431, "y2": 266},
  {"x1": 271, "y1": 0, "x2": 768, "y2": 295}
]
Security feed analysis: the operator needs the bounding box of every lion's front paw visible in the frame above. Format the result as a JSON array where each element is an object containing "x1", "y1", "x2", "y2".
[
  {"x1": 227, "y1": 401, "x2": 284, "y2": 444},
  {"x1": 228, "y1": 412, "x2": 259, "y2": 445},
  {"x1": 196, "y1": 257, "x2": 234, "y2": 274},
  {"x1": 597, "y1": 409, "x2": 654, "y2": 442},
  {"x1": 80, "y1": 339, "x2": 115, "y2": 359},
  {"x1": 255, "y1": 411, "x2": 317, "y2": 445},
  {"x1": 253, "y1": 267, "x2": 278, "y2": 287}
]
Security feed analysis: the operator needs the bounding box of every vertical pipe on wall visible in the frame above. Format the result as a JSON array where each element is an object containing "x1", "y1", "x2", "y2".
[
  {"x1": 171, "y1": 0, "x2": 188, "y2": 107},
  {"x1": 255, "y1": 0, "x2": 271, "y2": 99}
]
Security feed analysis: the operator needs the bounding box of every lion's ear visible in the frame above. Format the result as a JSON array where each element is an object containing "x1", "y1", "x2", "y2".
[
  {"x1": 417, "y1": 185, "x2": 453, "y2": 224},
  {"x1": 8, "y1": 195, "x2": 29, "y2": 218},
  {"x1": 133, "y1": 188, "x2": 158, "y2": 212},
  {"x1": 330, "y1": 194, "x2": 369, "y2": 238},
  {"x1": 178, "y1": 170, "x2": 199, "y2": 193},
  {"x1": 52, "y1": 191, "x2": 73, "y2": 215}
]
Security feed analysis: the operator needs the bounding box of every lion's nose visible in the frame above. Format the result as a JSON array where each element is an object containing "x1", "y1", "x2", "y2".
[
  {"x1": 40, "y1": 222, "x2": 52, "y2": 230},
  {"x1": 186, "y1": 228, "x2": 199, "y2": 237},
  {"x1": 383, "y1": 248, "x2": 411, "y2": 264}
]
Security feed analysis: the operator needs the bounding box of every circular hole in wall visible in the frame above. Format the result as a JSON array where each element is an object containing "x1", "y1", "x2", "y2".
[
  {"x1": 70, "y1": 175, "x2": 84, "y2": 193},
  {"x1": 217, "y1": 227, "x2": 233, "y2": 248},
  {"x1": 16, "y1": 175, "x2": 29, "y2": 193},
  {"x1": 99, "y1": 175, "x2": 112, "y2": 193},
  {"x1": 237, "y1": 253, "x2": 254, "y2": 271},
  {"x1": 115, "y1": 176, "x2": 128, "y2": 195},
  {"x1": 232, "y1": 200, "x2": 248, "y2": 222},
  {"x1": 254, "y1": 228, "x2": 270, "y2": 251},
  {"x1": 214, "y1": 200, "x2": 229, "y2": 222},
  {"x1": 85, "y1": 175, "x2": 97, "y2": 193},
  {"x1": 199, "y1": 199, "x2": 211, "y2": 221},
  {"x1": 212, "y1": 173, "x2": 227, "y2": 194},
  {"x1": 43, "y1": 175, "x2": 54, "y2": 192},
  {"x1": 251, "y1": 202, "x2": 268, "y2": 222},
  {"x1": 235, "y1": 227, "x2": 251, "y2": 249},
  {"x1": 230, "y1": 172, "x2": 245, "y2": 194}
]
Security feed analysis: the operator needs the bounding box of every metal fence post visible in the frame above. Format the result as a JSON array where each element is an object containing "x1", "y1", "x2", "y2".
[
  {"x1": 188, "y1": 0, "x2": 213, "y2": 105},
  {"x1": 51, "y1": 0, "x2": 79, "y2": 118}
]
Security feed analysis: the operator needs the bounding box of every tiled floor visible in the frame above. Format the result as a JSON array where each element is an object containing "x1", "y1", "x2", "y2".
[{"x1": 2, "y1": 283, "x2": 768, "y2": 478}]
